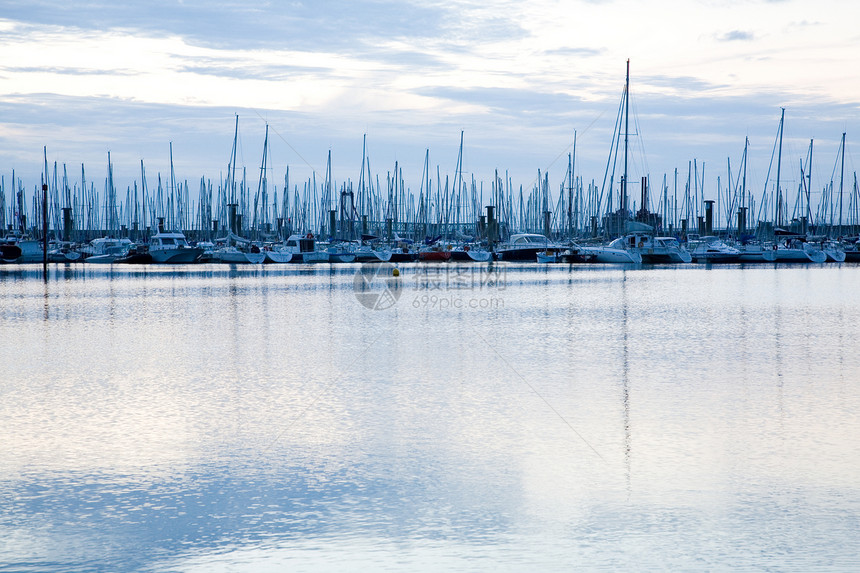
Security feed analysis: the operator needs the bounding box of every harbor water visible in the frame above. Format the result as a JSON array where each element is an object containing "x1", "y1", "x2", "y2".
[{"x1": 1, "y1": 263, "x2": 859, "y2": 571}]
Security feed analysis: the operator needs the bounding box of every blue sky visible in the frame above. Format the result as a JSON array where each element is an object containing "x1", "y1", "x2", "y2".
[{"x1": 1, "y1": 0, "x2": 858, "y2": 207}]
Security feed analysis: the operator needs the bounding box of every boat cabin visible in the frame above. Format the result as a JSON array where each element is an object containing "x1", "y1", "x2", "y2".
[{"x1": 285, "y1": 234, "x2": 316, "y2": 253}]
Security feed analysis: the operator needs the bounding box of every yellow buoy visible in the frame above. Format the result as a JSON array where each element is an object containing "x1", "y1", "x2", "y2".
[{"x1": 392, "y1": 268, "x2": 400, "y2": 277}]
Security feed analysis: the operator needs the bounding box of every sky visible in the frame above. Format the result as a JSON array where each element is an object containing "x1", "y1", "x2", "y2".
[{"x1": 1, "y1": 0, "x2": 859, "y2": 209}]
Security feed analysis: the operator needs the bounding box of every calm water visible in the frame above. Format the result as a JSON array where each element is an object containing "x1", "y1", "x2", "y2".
[{"x1": 1, "y1": 262, "x2": 859, "y2": 572}]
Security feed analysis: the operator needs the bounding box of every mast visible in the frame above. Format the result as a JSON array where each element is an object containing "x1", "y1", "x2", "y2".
[
  {"x1": 622, "y1": 59, "x2": 630, "y2": 214},
  {"x1": 742, "y1": 136, "x2": 748, "y2": 210},
  {"x1": 839, "y1": 132, "x2": 846, "y2": 234},
  {"x1": 807, "y1": 139, "x2": 813, "y2": 224},
  {"x1": 775, "y1": 107, "x2": 785, "y2": 228}
]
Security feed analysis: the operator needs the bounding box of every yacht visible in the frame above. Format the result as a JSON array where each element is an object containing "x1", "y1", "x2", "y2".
[
  {"x1": 577, "y1": 243, "x2": 642, "y2": 264},
  {"x1": 280, "y1": 234, "x2": 328, "y2": 263},
  {"x1": 761, "y1": 238, "x2": 827, "y2": 263},
  {"x1": 608, "y1": 233, "x2": 691, "y2": 263},
  {"x1": 686, "y1": 235, "x2": 741, "y2": 263},
  {"x1": 82, "y1": 237, "x2": 133, "y2": 264},
  {"x1": 148, "y1": 230, "x2": 203, "y2": 264},
  {"x1": 496, "y1": 233, "x2": 558, "y2": 261},
  {"x1": 0, "y1": 232, "x2": 44, "y2": 263}
]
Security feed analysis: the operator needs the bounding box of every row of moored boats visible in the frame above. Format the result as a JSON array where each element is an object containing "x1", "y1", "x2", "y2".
[{"x1": 2, "y1": 229, "x2": 859, "y2": 265}]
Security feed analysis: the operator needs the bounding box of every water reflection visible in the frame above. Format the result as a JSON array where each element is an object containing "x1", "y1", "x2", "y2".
[{"x1": 1, "y1": 264, "x2": 859, "y2": 571}]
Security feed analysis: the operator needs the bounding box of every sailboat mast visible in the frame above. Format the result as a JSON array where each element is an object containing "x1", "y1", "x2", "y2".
[
  {"x1": 839, "y1": 132, "x2": 846, "y2": 233},
  {"x1": 775, "y1": 107, "x2": 785, "y2": 228},
  {"x1": 622, "y1": 59, "x2": 630, "y2": 213},
  {"x1": 742, "y1": 136, "x2": 748, "y2": 210},
  {"x1": 807, "y1": 139, "x2": 813, "y2": 223}
]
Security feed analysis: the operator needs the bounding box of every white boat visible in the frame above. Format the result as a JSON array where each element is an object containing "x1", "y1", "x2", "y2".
[
  {"x1": 448, "y1": 243, "x2": 492, "y2": 262},
  {"x1": 497, "y1": 233, "x2": 559, "y2": 261},
  {"x1": 536, "y1": 250, "x2": 560, "y2": 263},
  {"x1": 578, "y1": 244, "x2": 642, "y2": 264},
  {"x1": 279, "y1": 234, "x2": 328, "y2": 263},
  {"x1": 761, "y1": 239, "x2": 827, "y2": 263},
  {"x1": 350, "y1": 242, "x2": 392, "y2": 262},
  {"x1": 734, "y1": 241, "x2": 769, "y2": 262},
  {"x1": 820, "y1": 240, "x2": 846, "y2": 262},
  {"x1": 263, "y1": 248, "x2": 293, "y2": 263},
  {"x1": 608, "y1": 233, "x2": 691, "y2": 263},
  {"x1": 82, "y1": 237, "x2": 133, "y2": 264},
  {"x1": 325, "y1": 244, "x2": 356, "y2": 263},
  {"x1": 148, "y1": 230, "x2": 203, "y2": 264},
  {"x1": 212, "y1": 246, "x2": 266, "y2": 264},
  {"x1": 47, "y1": 241, "x2": 82, "y2": 262},
  {"x1": 840, "y1": 239, "x2": 860, "y2": 262},
  {"x1": 1, "y1": 233, "x2": 44, "y2": 263},
  {"x1": 686, "y1": 235, "x2": 741, "y2": 263}
]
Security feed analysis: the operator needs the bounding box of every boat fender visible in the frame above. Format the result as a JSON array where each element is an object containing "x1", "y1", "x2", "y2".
[{"x1": 638, "y1": 240, "x2": 644, "y2": 248}]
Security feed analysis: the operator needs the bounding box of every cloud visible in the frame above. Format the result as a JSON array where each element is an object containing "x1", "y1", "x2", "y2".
[
  {"x1": 544, "y1": 47, "x2": 604, "y2": 58},
  {"x1": 3, "y1": 66, "x2": 138, "y2": 77},
  {"x1": 718, "y1": 30, "x2": 755, "y2": 42}
]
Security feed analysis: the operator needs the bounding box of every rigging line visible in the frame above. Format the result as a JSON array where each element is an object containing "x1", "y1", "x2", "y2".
[
  {"x1": 545, "y1": 108, "x2": 609, "y2": 173},
  {"x1": 250, "y1": 108, "x2": 321, "y2": 179},
  {"x1": 465, "y1": 323, "x2": 606, "y2": 462},
  {"x1": 261, "y1": 328, "x2": 387, "y2": 452}
]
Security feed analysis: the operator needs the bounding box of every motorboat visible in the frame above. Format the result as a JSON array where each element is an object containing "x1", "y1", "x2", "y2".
[
  {"x1": 0, "y1": 232, "x2": 44, "y2": 263},
  {"x1": 496, "y1": 233, "x2": 559, "y2": 261},
  {"x1": 686, "y1": 235, "x2": 741, "y2": 263},
  {"x1": 608, "y1": 233, "x2": 691, "y2": 263},
  {"x1": 578, "y1": 243, "x2": 642, "y2": 263},
  {"x1": 148, "y1": 230, "x2": 203, "y2": 264},
  {"x1": 82, "y1": 237, "x2": 133, "y2": 264},
  {"x1": 279, "y1": 234, "x2": 328, "y2": 263}
]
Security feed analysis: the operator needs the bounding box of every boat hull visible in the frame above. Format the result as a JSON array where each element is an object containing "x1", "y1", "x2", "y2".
[
  {"x1": 85, "y1": 254, "x2": 118, "y2": 264},
  {"x1": 581, "y1": 246, "x2": 642, "y2": 264},
  {"x1": 264, "y1": 251, "x2": 294, "y2": 263},
  {"x1": 389, "y1": 251, "x2": 417, "y2": 262},
  {"x1": 497, "y1": 247, "x2": 542, "y2": 261},
  {"x1": 328, "y1": 253, "x2": 356, "y2": 263},
  {"x1": 419, "y1": 251, "x2": 452, "y2": 262},
  {"x1": 302, "y1": 252, "x2": 330, "y2": 263},
  {"x1": 691, "y1": 253, "x2": 741, "y2": 263},
  {"x1": 763, "y1": 248, "x2": 825, "y2": 263},
  {"x1": 115, "y1": 252, "x2": 154, "y2": 264},
  {"x1": 150, "y1": 248, "x2": 203, "y2": 264},
  {"x1": 215, "y1": 250, "x2": 266, "y2": 264},
  {"x1": 823, "y1": 248, "x2": 846, "y2": 262}
]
